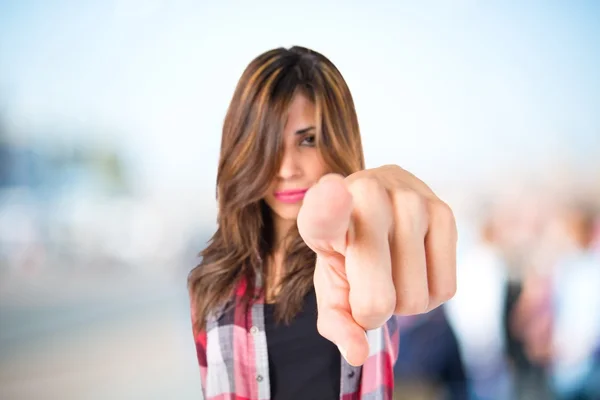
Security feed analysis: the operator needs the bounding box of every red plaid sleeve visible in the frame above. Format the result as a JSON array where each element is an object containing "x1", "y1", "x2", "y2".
[{"x1": 190, "y1": 297, "x2": 208, "y2": 397}]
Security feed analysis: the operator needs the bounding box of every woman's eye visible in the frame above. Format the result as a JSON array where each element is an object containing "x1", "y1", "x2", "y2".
[{"x1": 301, "y1": 135, "x2": 316, "y2": 146}]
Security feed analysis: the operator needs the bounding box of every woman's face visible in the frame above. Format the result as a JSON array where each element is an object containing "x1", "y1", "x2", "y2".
[{"x1": 264, "y1": 93, "x2": 328, "y2": 227}]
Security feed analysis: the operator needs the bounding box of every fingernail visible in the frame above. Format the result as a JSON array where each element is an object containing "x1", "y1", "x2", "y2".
[{"x1": 338, "y1": 345, "x2": 348, "y2": 361}]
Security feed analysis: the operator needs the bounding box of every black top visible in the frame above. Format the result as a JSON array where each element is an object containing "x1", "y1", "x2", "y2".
[{"x1": 264, "y1": 287, "x2": 341, "y2": 400}]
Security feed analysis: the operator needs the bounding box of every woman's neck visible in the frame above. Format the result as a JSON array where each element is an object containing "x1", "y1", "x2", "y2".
[
  {"x1": 265, "y1": 216, "x2": 296, "y2": 302},
  {"x1": 265, "y1": 250, "x2": 285, "y2": 303},
  {"x1": 273, "y1": 216, "x2": 295, "y2": 251}
]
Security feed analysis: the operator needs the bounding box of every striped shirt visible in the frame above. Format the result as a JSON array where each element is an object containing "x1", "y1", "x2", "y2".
[{"x1": 191, "y1": 278, "x2": 400, "y2": 400}]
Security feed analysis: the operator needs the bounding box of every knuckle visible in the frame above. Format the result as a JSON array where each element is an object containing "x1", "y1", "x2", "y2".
[
  {"x1": 349, "y1": 177, "x2": 385, "y2": 201},
  {"x1": 440, "y1": 284, "x2": 458, "y2": 302},
  {"x1": 394, "y1": 295, "x2": 429, "y2": 316},
  {"x1": 380, "y1": 164, "x2": 403, "y2": 175},
  {"x1": 429, "y1": 282, "x2": 458, "y2": 306},
  {"x1": 396, "y1": 189, "x2": 427, "y2": 216},
  {"x1": 351, "y1": 292, "x2": 396, "y2": 329},
  {"x1": 429, "y1": 200, "x2": 458, "y2": 238}
]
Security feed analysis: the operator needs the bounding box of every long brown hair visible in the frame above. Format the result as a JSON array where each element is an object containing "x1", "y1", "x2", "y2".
[{"x1": 188, "y1": 46, "x2": 365, "y2": 331}]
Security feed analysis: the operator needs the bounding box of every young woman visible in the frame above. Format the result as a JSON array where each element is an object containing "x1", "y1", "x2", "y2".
[{"x1": 188, "y1": 46, "x2": 457, "y2": 400}]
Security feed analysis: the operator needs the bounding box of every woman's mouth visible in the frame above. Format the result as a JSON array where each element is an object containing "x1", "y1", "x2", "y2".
[{"x1": 274, "y1": 189, "x2": 308, "y2": 204}]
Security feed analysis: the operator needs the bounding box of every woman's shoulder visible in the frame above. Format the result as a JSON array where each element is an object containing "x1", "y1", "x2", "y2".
[{"x1": 188, "y1": 264, "x2": 245, "y2": 323}]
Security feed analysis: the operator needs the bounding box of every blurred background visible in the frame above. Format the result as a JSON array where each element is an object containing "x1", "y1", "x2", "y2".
[{"x1": 1, "y1": 0, "x2": 599, "y2": 399}]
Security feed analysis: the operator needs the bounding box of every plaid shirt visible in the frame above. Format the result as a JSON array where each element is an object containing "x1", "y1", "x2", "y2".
[{"x1": 192, "y1": 278, "x2": 400, "y2": 400}]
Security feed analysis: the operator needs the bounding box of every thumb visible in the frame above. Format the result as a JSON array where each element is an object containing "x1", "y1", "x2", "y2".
[
  {"x1": 317, "y1": 307, "x2": 370, "y2": 367},
  {"x1": 297, "y1": 174, "x2": 353, "y2": 255},
  {"x1": 314, "y1": 255, "x2": 370, "y2": 366}
]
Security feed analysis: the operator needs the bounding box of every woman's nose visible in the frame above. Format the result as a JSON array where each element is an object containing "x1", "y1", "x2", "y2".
[{"x1": 277, "y1": 148, "x2": 301, "y2": 180}]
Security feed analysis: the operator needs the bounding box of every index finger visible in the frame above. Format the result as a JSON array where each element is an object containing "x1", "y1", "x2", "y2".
[{"x1": 297, "y1": 174, "x2": 353, "y2": 257}]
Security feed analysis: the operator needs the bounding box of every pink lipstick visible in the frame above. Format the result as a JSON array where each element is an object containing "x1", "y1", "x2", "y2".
[{"x1": 274, "y1": 188, "x2": 308, "y2": 204}]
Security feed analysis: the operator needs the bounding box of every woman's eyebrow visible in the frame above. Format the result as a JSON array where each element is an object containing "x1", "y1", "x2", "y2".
[{"x1": 295, "y1": 126, "x2": 315, "y2": 135}]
